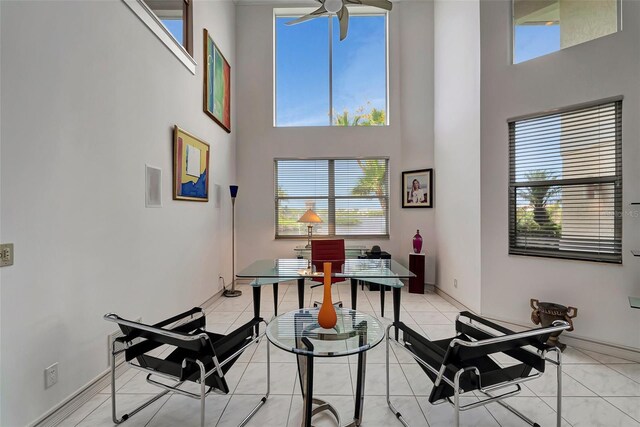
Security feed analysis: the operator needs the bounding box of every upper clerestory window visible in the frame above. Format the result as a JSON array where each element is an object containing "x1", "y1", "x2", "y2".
[
  {"x1": 123, "y1": 0, "x2": 195, "y2": 73},
  {"x1": 513, "y1": 0, "x2": 621, "y2": 64},
  {"x1": 274, "y1": 8, "x2": 389, "y2": 127}
]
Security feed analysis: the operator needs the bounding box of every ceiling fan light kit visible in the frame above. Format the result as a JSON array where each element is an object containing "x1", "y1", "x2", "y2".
[
  {"x1": 286, "y1": 0, "x2": 392, "y2": 41},
  {"x1": 324, "y1": 0, "x2": 343, "y2": 13}
]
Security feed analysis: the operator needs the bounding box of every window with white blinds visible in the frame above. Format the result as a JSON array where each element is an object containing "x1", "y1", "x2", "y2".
[
  {"x1": 275, "y1": 158, "x2": 389, "y2": 238},
  {"x1": 509, "y1": 99, "x2": 622, "y2": 263}
]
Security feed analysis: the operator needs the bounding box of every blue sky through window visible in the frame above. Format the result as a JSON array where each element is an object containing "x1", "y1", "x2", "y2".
[
  {"x1": 514, "y1": 24, "x2": 560, "y2": 64},
  {"x1": 162, "y1": 19, "x2": 183, "y2": 45},
  {"x1": 331, "y1": 16, "x2": 386, "y2": 119},
  {"x1": 275, "y1": 14, "x2": 387, "y2": 127},
  {"x1": 276, "y1": 17, "x2": 330, "y2": 126}
]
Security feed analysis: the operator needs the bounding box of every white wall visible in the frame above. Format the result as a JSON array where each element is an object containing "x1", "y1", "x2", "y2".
[
  {"x1": 433, "y1": 0, "x2": 481, "y2": 312},
  {"x1": 0, "y1": 1, "x2": 3, "y2": 421},
  {"x1": 235, "y1": 2, "x2": 436, "y2": 280},
  {"x1": 480, "y1": 0, "x2": 640, "y2": 349},
  {"x1": 0, "y1": 1, "x2": 236, "y2": 425}
]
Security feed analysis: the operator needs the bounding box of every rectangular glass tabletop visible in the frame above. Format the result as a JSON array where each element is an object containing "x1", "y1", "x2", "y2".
[{"x1": 236, "y1": 258, "x2": 415, "y2": 282}]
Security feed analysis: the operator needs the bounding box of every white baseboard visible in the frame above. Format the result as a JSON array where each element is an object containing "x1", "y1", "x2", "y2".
[
  {"x1": 433, "y1": 286, "x2": 640, "y2": 363},
  {"x1": 29, "y1": 361, "x2": 130, "y2": 427},
  {"x1": 433, "y1": 286, "x2": 474, "y2": 312},
  {"x1": 31, "y1": 289, "x2": 225, "y2": 427}
]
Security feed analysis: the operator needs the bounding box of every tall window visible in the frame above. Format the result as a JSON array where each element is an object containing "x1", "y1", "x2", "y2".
[
  {"x1": 509, "y1": 99, "x2": 622, "y2": 263},
  {"x1": 275, "y1": 158, "x2": 389, "y2": 238},
  {"x1": 274, "y1": 10, "x2": 388, "y2": 127},
  {"x1": 143, "y1": 0, "x2": 193, "y2": 55},
  {"x1": 513, "y1": 0, "x2": 619, "y2": 64}
]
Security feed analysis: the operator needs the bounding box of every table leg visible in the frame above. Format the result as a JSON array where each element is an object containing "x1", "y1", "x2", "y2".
[
  {"x1": 253, "y1": 286, "x2": 261, "y2": 335},
  {"x1": 297, "y1": 278, "x2": 305, "y2": 309},
  {"x1": 380, "y1": 286, "x2": 385, "y2": 317},
  {"x1": 393, "y1": 287, "x2": 401, "y2": 340},
  {"x1": 302, "y1": 355, "x2": 314, "y2": 427},
  {"x1": 297, "y1": 338, "x2": 315, "y2": 427},
  {"x1": 273, "y1": 283, "x2": 279, "y2": 316},
  {"x1": 350, "y1": 278, "x2": 358, "y2": 310},
  {"x1": 353, "y1": 324, "x2": 367, "y2": 425}
]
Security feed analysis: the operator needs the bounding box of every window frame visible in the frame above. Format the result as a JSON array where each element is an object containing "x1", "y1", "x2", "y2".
[
  {"x1": 274, "y1": 157, "x2": 390, "y2": 239},
  {"x1": 272, "y1": 7, "x2": 390, "y2": 127},
  {"x1": 123, "y1": 0, "x2": 196, "y2": 74},
  {"x1": 507, "y1": 97, "x2": 623, "y2": 264}
]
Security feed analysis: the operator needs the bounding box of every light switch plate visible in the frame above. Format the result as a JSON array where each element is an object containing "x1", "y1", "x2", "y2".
[{"x1": 0, "y1": 243, "x2": 13, "y2": 267}]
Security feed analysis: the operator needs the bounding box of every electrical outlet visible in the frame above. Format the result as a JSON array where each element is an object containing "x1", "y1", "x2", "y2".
[
  {"x1": 0, "y1": 243, "x2": 13, "y2": 267},
  {"x1": 45, "y1": 363, "x2": 58, "y2": 389},
  {"x1": 454, "y1": 279, "x2": 458, "y2": 288}
]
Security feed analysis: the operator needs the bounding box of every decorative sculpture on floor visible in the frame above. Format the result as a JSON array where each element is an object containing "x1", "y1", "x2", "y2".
[{"x1": 530, "y1": 298, "x2": 577, "y2": 351}]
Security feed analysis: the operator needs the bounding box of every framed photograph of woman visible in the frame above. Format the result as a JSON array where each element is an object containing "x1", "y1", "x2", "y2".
[{"x1": 402, "y1": 169, "x2": 433, "y2": 208}]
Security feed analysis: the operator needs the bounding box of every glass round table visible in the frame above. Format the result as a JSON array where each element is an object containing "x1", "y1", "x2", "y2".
[{"x1": 266, "y1": 308, "x2": 385, "y2": 427}]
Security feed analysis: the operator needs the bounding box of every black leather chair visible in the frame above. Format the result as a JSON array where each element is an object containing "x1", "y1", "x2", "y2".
[
  {"x1": 104, "y1": 307, "x2": 269, "y2": 427},
  {"x1": 386, "y1": 311, "x2": 570, "y2": 427}
]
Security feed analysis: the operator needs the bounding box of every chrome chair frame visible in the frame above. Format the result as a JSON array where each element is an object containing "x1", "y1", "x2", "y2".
[
  {"x1": 104, "y1": 309, "x2": 270, "y2": 427},
  {"x1": 385, "y1": 313, "x2": 569, "y2": 427}
]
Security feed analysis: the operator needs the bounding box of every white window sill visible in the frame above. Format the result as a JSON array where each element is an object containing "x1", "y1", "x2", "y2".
[{"x1": 123, "y1": 0, "x2": 196, "y2": 74}]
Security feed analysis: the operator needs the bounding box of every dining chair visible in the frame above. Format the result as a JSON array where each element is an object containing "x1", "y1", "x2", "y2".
[{"x1": 310, "y1": 239, "x2": 346, "y2": 307}]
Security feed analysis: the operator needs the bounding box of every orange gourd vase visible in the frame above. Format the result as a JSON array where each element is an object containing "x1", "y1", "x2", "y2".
[{"x1": 317, "y1": 262, "x2": 338, "y2": 329}]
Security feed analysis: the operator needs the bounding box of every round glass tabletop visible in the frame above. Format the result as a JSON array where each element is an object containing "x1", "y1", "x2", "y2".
[{"x1": 266, "y1": 308, "x2": 385, "y2": 357}]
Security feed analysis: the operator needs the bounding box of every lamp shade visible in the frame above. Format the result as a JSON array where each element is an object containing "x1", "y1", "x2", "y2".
[
  {"x1": 229, "y1": 185, "x2": 239, "y2": 198},
  {"x1": 297, "y1": 209, "x2": 323, "y2": 224}
]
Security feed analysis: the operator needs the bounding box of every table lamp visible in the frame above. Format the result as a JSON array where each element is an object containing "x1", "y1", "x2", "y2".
[
  {"x1": 297, "y1": 209, "x2": 323, "y2": 248},
  {"x1": 224, "y1": 185, "x2": 242, "y2": 297}
]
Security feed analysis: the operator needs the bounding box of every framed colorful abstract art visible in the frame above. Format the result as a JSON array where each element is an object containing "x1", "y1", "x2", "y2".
[
  {"x1": 173, "y1": 125, "x2": 210, "y2": 202},
  {"x1": 203, "y1": 29, "x2": 231, "y2": 133}
]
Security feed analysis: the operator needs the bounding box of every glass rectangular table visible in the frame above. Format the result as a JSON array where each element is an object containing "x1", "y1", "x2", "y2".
[{"x1": 236, "y1": 258, "x2": 415, "y2": 339}]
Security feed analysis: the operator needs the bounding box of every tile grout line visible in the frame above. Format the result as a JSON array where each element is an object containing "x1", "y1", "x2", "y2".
[
  {"x1": 603, "y1": 396, "x2": 640, "y2": 424},
  {"x1": 606, "y1": 363, "x2": 640, "y2": 385},
  {"x1": 539, "y1": 364, "x2": 640, "y2": 425},
  {"x1": 142, "y1": 392, "x2": 173, "y2": 427},
  {"x1": 213, "y1": 394, "x2": 234, "y2": 426},
  {"x1": 68, "y1": 394, "x2": 110, "y2": 427}
]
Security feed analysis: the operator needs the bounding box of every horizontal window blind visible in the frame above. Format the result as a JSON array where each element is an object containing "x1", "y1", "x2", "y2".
[
  {"x1": 508, "y1": 99, "x2": 622, "y2": 263},
  {"x1": 275, "y1": 158, "x2": 389, "y2": 238}
]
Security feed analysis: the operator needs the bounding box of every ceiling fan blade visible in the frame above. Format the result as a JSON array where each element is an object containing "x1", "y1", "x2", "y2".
[
  {"x1": 337, "y1": 5, "x2": 349, "y2": 40},
  {"x1": 285, "y1": 5, "x2": 328, "y2": 26},
  {"x1": 349, "y1": 0, "x2": 392, "y2": 10}
]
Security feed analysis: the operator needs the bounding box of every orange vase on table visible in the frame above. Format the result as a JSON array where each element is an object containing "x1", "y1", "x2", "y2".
[{"x1": 318, "y1": 262, "x2": 338, "y2": 329}]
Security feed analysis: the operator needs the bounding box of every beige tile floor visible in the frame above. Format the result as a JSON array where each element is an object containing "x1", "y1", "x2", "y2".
[{"x1": 60, "y1": 282, "x2": 640, "y2": 426}]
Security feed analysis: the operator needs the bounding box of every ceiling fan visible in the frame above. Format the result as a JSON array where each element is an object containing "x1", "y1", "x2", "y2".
[{"x1": 286, "y1": 0, "x2": 392, "y2": 41}]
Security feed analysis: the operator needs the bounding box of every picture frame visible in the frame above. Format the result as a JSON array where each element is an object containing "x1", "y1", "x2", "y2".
[
  {"x1": 402, "y1": 169, "x2": 433, "y2": 208},
  {"x1": 173, "y1": 125, "x2": 210, "y2": 202},
  {"x1": 203, "y1": 29, "x2": 231, "y2": 133}
]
